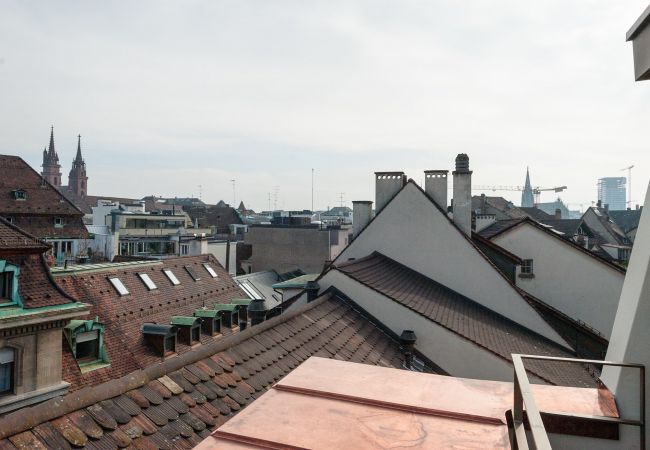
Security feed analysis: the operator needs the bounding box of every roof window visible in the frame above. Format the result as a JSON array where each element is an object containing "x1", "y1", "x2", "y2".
[
  {"x1": 10, "y1": 190, "x2": 26, "y2": 201},
  {"x1": 63, "y1": 319, "x2": 109, "y2": 371},
  {"x1": 203, "y1": 264, "x2": 218, "y2": 278},
  {"x1": 163, "y1": 269, "x2": 181, "y2": 285},
  {"x1": 138, "y1": 273, "x2": 157, "y2": 290},
  {"x1": 108, "y1": 277, "x2": 129, "y2": 296},
  {"x1": 185, "y1": 265, "x2": 201, "y2": 281}
]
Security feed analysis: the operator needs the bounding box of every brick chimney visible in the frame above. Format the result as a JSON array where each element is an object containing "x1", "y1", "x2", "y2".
[
  {"x1": 375, "y1": 172, "x2": 406, "y2": 214},
  {"x1": 424, "y1": 170, "x2": 448, "y2": 209},
  {"x1": 352, "y1": 201, "x2": 373, "y2": 238},
  {"x1": 452, "y1": 154, "x2": 472, "y2": 235},
  {"x1": 555, "y1": 208, "x2": 562, "y2": 219}
]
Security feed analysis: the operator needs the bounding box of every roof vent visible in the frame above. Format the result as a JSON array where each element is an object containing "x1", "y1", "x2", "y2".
[
  {"x1": 142, "y1": 323, "x2": 178, "y2": 357},
  {"x1": 248, "y1": 299, "x2": 267, "y2": 326},
  {"x1": 399, "y1": 330, "x2": 417, "y2": 370},
  {"x1": 455, "y1": 153, "x2": 470, "y2": 172},
  {"x1": 170, "y1": 316, "x2": 202, "y2": 346}
]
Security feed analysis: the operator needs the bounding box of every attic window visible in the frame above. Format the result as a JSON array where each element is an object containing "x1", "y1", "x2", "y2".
[
  {"x1": 63, "y1": 319, "x2": 109, "y2": 370},
  {"x1": 3, "y1": 217, "x2": 14, "y2": 225},
  {"x1": 185, "y1": 266, "x2": 201, "y2": 281},
  {"x1": 76, "y1": 331, "x2": 100, "y2": 362},
  {"x1": 203, "y1": 264, "x2": 218, "y2": 278},
  {"x1": 108, "y1": 277, "x2": 129, "y2": 296},
  {"x1": 10, "y1": 190, "x2": 26, "y2": 201},
  {"x1": 138, "y1": 273, "x2": 157, "y2": 290},
  {"x1": 163, "y1": 269, "x2": 180, "y2": 285},
  {"x1": 0, "y1": 272, "x2": 13, "y2": 302},
  {"x1": 54, "y1": 217, "x2": 64, "y2": 228}
]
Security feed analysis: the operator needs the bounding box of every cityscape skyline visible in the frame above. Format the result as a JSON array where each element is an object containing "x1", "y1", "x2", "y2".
[{"x1": 1, "y1": 1, "x2": 649, "y2": 211}]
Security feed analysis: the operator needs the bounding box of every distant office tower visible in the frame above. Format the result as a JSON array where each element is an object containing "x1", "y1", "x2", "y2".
[
  {"x1": 598, "y1": 177, "x2": 626, "y2": 211},
  {"x1": 521, "y1": 168, "x2": 534, "y2": 207}
]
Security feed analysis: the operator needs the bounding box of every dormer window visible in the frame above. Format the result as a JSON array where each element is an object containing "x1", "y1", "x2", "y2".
[
  {"x1": 138, "y1": 273, "x2": 157, "y2": 290},
  {"x1": 63, "y1": 319, "x2": 109, "y2": 371},
  {"x1": 10, "y1": 190, "x2": 26, "y2": 201},
  {"x1": 108, "y1": 277, "x2": 129, "y2": 296},
  {"x1": 0, "y1": 348, "x2": 14, "y2": 395},
  {"x1": 0, "y1": 261, "x2": 21, "y2": 306},
  {"x1": 54, "y1": 217, "x2": 64, "y2": 228},
  {"x1": 163, "y1": 269, "x2": 180, "y2": 285},
  {"x1": 3, "y1": 217, "x2": 14, "y2": 225},
  {"x1": 203, "y1": 264, "x2": 218, "y2": 278}
]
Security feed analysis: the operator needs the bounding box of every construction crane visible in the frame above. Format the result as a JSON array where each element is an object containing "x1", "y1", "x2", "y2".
[
  {"x1": 472, "y1": 185, "x2": 567, "y2": 205},
  {"x1": 621, "y1": 165, "x2": 634, "y2": 209}
]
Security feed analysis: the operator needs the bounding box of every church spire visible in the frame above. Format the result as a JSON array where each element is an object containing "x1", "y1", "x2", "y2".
[
  {"x1": 521, "y1": 167, "x2": 535, "y2": 207},
  {"x1": 48, "y1": 126, "x2": 58, "y2": 160},
  {"x1": 74, "y1": 134, "x2": 83, "y2": 163}
]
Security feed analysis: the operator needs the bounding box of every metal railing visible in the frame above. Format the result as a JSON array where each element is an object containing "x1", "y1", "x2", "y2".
[{"x1": 511, "y1": 354, "x2": 645, "y2": 450}]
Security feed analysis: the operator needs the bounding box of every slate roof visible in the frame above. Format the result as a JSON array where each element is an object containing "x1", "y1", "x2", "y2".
[
  {"x1": 538, "y1": 218, "x2": 582, "y2": 237},
  {"x1": 185, "y1": 205, "x2": 243, "y2": 232},
  {"x1": 0, "y1": 293, "x2": 424, "y2": 448},
  {"x1": 608, "y1": 209, "x2": 643, "y2": 233},
  {"x1": 477, "y1": 218, "x2": 525, "y2": 239},
  {"x1": 520, "y1": 207, "x2": 553, "y2": 220},
  {"x1": 334, "y1": 252, "x2": 598, "y2": 387},
  {"x1": 0, "y1": 216, "x2": 49, "y2": 252},
  {"x1": 54, "y1": 255, "x2": 249, "y2": 391}
]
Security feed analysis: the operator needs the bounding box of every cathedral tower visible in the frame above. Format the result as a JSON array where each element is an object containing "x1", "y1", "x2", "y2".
[
  {"x1": 68, "y1": 135, "x2": 88, "y2": 196},
  {"x1": 41, "y1": 126, "x2": 62, "y2": 187},
  {"x1": 521, "y1": 167, "x2": 535, "y2": 207}
]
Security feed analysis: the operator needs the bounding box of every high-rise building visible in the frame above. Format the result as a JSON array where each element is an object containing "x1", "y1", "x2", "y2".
[
  {"x1": 597, "y1": 177, "x2": 626, "y2": 210},
  {"x1": 521, "y1": 167, "x2": 534, "y2": 207}
]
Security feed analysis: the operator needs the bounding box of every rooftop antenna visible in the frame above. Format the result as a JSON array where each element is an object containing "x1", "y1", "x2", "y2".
[
  {"x1": 267, "y1": 192, "x2": 271, "y2": 212},
  {"x1": 338, "y1": 192, "x2": 345, "y2": 208},
  {"x1": 621, "y1": 165, "x2": 634, "y2": 209},
  {"x1": 273, "y1": 186, "x2": 280, "y2": 211},
  {"x1": 230, "y1": 179, "x2": 236, "y2": 207},
  {"x1": 197, "y1": 185, "x2": 202, "y2": 201},
  {"x1": 311, "y1": 168, "x2": 315, "y2": 212}
]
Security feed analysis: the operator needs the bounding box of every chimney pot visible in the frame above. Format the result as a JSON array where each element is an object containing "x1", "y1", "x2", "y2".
[
  {"x1": 554, "y1": 208, "x2": 561, "y2": 219},
  {"x1": 352, "y1": 200, "x2": 373, "y2": 238},
  {"x1": 452, "y1": 154, "x2": 472, "y2": 235},
  {"x1": 424, "y1": 170, "x2": 448, "y2": 209},
  {"x1": 374, "y1": 172, "x2": 406, "y2": 214}
]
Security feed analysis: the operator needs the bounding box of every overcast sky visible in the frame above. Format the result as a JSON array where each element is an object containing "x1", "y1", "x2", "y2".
[{"x1": 1, "y1": 1, "x2": 648, "y2": 212}]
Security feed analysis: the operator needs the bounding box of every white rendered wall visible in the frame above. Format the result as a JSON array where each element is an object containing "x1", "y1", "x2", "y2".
[
  {"x1": 492, "y1": 223, "x2": 624, "y2": 339},
  {"x1": 601, "y1": 182, "x2": 650, "y2": 449},
  {"x1": 207, "y1": 241, "x2": 238, "y2": 275},
  {"x1": 336, "y1": 182, "x2": 570, "y2": 348}
]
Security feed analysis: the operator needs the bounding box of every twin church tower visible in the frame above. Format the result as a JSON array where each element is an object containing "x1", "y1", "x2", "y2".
[{"x1": 41, "y1": 127, "x2": 88, "y2": 197}]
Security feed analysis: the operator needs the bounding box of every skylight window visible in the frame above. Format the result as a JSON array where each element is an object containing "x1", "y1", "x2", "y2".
[
  {"x1": 108, "y1": 277, "x2": 129, "y2": 296},
  {"x1": 138, "y1": 273, "x2": 157, "y2": 290},
  {"x1": 185, "y1": 266, "x2": 201, "y2": 281},
  {"x1": 163, "y1": 269, "x2": 180, "y2": 286},
  {"x1": 203, "y1": 264, "x2": 218, "y2": 278}
]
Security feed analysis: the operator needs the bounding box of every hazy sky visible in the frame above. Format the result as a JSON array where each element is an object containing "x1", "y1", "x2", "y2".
[{"x1": 1, "y1": 1, "x2": 648, "y2": 212}]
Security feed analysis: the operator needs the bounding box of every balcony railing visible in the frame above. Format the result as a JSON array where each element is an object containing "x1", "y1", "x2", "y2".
[{"x1": 510, "y1": 354, "x2": 645, "y2": 450}]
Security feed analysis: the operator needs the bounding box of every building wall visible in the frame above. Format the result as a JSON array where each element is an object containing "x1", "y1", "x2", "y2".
[
  {"x1": 319, "y1": 270, "x2": 544, "y2": 383},
  {"x1": 492, "y1": 224, "x2": 625, "y2": 339},
  {"x1": 336, "y1": 182, "x2": 570, "y2": 348},
  {"x1": 207, "y1": 241, "x2": 238, "y2": 275},
  {"x1": 245, "y1": 226, "x2": 345, "y2": 274}
]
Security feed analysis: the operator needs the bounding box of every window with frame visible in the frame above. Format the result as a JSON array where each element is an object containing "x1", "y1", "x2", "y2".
[
  {"x1": 54, "y1": 217, "x2": 64, "y2": 227},
  {"x1": 203, "y1": 264, "x2": 218, "y2": 278},
  {"x1": 163, "y1": 269, "x2": 181, "y2": 285},
  {"x1": 185, "y1": 265, "x2": 200, "y2": 281},
  {"x1": 0, "y1": 347, "x2": 14, "y2": 395},
  {"x1": 180, "y1": 244, "x2": 189, "y2": 256},
  {"x1": 108, "y1": 277, "x2": 130, "y2": 296},
  {"x1": 138, "y1": 273, "x2": 157, "y2": 290},
  {"x1": 521, "y1": 259, "x2": 534, "y2": 275},
  {"x1": 4, "y1": 217, "x2": 14, "y2": 224},
  {"x1": 0, "y1": 272, "x2": 13, "y2": 302},
  {"x1": 75, "y1": 330, "x2": 100, "y2": 363},
  {"x1": 10, "y1": 190, "x2": 26, "y2": 200}
]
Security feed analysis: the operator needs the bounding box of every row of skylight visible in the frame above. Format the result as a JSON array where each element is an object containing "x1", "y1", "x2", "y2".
[{"x1": 108, "y1": 263, "x2": 218, "y2": 296}]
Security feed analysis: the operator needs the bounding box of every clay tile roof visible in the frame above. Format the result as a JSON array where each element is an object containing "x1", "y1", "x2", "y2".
[
  {"x1": 0, "y1": 293, "x2": 432, "y2": 446},
  {"x1": 0, "y1": 155, "x2": 83, "y2": 216},
  {"x1": 335, "y1": 252, "x2": 597, "y2": 387},
  {"x1": 0, "y1": 216, "x2": 49, "y2": 251}
]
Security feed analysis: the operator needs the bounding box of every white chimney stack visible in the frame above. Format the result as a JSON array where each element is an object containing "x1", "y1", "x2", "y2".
[
  {"x1": 375, "y1": 172, "x2": 406, "y2": 214},
  {"x1": 352, "y1": 201, "x2": 373, "y2": 238},
  {"x1": 424, "y1": 170, "x2": 448, "y2": 210},
  {"x1": 452, "y1": 154, "x2": 472, "y2": 235}
]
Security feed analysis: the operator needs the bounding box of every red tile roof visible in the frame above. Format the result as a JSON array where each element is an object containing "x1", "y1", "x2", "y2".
[
  {"x1": 0, "y1": 293, "x2": 425, "y2": 447},
  {"x1": 334, "y1": 252, "x2": 598, "y2": 387},
  {"x1": 0, "y1": 216, "x2": 49, "y2": 252}
]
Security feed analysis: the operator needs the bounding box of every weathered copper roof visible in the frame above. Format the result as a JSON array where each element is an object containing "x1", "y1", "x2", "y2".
[{"x1": 197, "y1": 357, "x2": 619, "y2": 449}]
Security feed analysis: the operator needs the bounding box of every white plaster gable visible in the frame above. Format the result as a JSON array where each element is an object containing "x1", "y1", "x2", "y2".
[{"x1": 336, "y1": 181, "x2": 570, "y2": 348}]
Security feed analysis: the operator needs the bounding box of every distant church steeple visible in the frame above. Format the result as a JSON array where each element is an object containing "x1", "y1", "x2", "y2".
[
  {"x1": 41, "y1": 126, "x2": 62, "y2": 187},
  {"x1": 521, "y1": 167, "x2": 535, "y2": 207},
  {"x1": 68, "y1": 134, "x2": 88, "y2": 197}
]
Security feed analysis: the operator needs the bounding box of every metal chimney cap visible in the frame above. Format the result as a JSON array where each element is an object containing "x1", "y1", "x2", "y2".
[
  {"x1": 454, "y1": 154, "x2": 470, "y2": 172},
  {"x1": 399, "y1": 330, "x2": 417, "y2": 345}
]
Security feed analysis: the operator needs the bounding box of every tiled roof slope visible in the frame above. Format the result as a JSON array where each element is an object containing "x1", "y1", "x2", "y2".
[
  {"x1": 61, "y1": 191, "x2": 139, "y2": 215},
  {"x1": 0, "y1": 294, "x2": 419, "y2": 448},
  {"x1": 0, "y1": 216, "x2": 49, "y2": 251},
  {"x1": 608, "y1": 209, "x2": 642, "y2": 233},
  {"x1": 0, "y1": 155, "x2": 83, "y2": 216},
  {"x1": 17, "y1": 253, "x2": 78, "y2": 308},
  {"x1": 55, "y1": 255, "x2": 249, "y2": 391},
  {"x1": 335, "y1": 252, "x2": 597, "y2": 387},
  {"x1": 520, "y1": 207, "x2": 553, "y2": 220},
  {"x1": 477, "y1": 218, "x2": 525, "y2": 239},
  {"x1": 538, "y1": 218, "x2": 582, "y2": 237}
]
